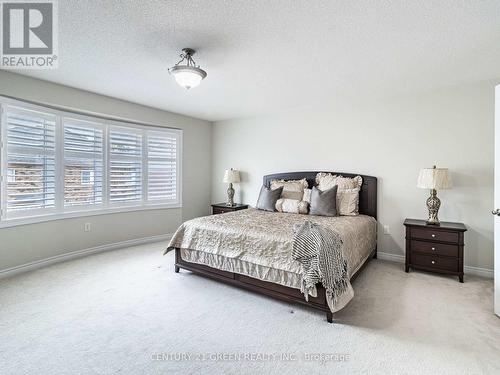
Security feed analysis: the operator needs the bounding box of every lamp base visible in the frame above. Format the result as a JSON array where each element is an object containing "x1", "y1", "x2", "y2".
[
  {"x1": 226, "y1": 183, "x2": 235, "y2": 207},
  {"x1": 426, "y1": 189, "x2": 441, "y2": 225},
  {"x1": 426, "y1": 220, "x2": 441, "y2": 226}
]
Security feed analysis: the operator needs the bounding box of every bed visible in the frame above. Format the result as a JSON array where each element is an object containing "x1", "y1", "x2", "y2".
[{"x1": 166, "y1": 171, "x2": 377, "y2": 322}]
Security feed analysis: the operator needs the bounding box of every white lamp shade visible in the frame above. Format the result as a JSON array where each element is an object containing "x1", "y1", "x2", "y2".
[
  {"x1": 173, "y1": 71, "x2": 202, "y2": 89},
  {"x1": 417, "y1": 168, "x2": 452, "y2": 189},
  {"x1": 223, "y1": 169, "x2": 240, "y2": 183},
  {"x1": 169, "y1": 65, "x2": 207, "y2": 89}
]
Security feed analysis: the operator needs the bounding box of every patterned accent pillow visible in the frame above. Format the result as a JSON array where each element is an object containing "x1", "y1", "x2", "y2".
[
  {"x1": 270, "y1": 178, "x2": 308, "y2": 200},
  {"x1": 315, "y1": 173, "x2": 362, "y2": 216},
  {"x1": 316, "y1": 173, "x2": 362, "y2": 190},
  {"x1": 275, "y1": 198, "x2": 309, "y2": 214},
  {"x1": 336, "y1": 189, "x2": 360, "y2": 216}
]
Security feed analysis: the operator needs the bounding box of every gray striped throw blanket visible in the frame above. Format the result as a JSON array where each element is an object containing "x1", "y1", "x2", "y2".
[{"x1": 292, "y1": 221, "x2": 354, "y2": 312}]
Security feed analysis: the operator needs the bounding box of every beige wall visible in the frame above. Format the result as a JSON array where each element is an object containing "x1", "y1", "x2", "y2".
[
  {"x1": 0, "y1": 71, "x2": 212, "y2": 271},
  {"x1": 212, "y1": 81, "x2": 495, "y2": 271}
]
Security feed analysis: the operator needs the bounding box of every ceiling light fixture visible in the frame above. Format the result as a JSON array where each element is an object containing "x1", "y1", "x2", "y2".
[{"x1": 168, "y1": 48, "x2": 207, "y2": 89}]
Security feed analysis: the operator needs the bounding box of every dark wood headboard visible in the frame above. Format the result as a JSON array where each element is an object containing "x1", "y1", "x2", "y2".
[{"x1": 263, "y1": 171, "x2": 377, "y2": 219}]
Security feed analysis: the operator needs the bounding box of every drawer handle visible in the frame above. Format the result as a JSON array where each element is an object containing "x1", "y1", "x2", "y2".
[
  {"x1": 431, "y1": 260, "x2": 436, "y2": 264},
  {"x1": 431, "y1": 247, "x2": 436, "y2": 251},
  {"x1": 431, "y1": 234, "x2": 436, "y2": 238}
]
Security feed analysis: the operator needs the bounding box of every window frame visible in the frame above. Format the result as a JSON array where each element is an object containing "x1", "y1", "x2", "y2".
[{"x1": 0, "y1": 97, "x2": 183, "y2": 228}]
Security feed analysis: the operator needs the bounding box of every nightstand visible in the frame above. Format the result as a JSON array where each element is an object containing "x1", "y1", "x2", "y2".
[
  {"x1": 211, "y1": 203, "x2": 249, "y2": 215},
  {"x1": 404, "y1": 219, "x2": 467, "y2": 282}
]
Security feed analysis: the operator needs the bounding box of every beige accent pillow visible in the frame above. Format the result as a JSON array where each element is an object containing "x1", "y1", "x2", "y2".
[
  {"x1": 275, "y1": 198, "x2": 309, "y2": 214},
  {"x1": 270, "y1": 179, "x2": 308, "y2": 200},
  {"x1": 302, "y1": 188, "x2": 312, "y2": 204},
  {"x1": 315, "y1": 173, "x2": 362, "y2": 215},
  {"x1": 336, "y1": 189, "x2": 360, "y2": 216},
  {"x1": 316, "y1": 173, "x2": 362, "y2": 190}
]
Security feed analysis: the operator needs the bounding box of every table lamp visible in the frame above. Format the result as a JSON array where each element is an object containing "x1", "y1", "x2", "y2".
[
  {"x1": 223, "y1": 168, "x2": 240, "y2": 206},
  {"x1": 417, "y1": 165, "x2": 452, "y2": 225}
]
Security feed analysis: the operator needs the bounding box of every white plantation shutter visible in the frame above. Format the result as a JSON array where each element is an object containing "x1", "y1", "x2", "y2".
[
  {"x1": 109, "y1": 126, "x2": 143, "y2": 204},
  {"x1": 2, "y1": 106, "x2": 56, "y2": 218},
  {"x1": 147, "y1": 130, "x2": 179, "y2": 203},
  {"x1": 63, "y1": 118, "x2": 104, "y2": 207},
  {"x1": 0, "y1": 98, "x2": 182, "y2": 226}
]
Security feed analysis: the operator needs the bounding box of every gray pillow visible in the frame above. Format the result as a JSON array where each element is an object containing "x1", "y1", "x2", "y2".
[
  {"x1": 309, "y1": 186, "x2": 338, "y2": 216},
  {"x1": 256, "y1": 186, "x2": 284, "y2": 212}
]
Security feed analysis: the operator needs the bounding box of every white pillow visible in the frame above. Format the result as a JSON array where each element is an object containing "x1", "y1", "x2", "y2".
[{"x1": 275, "y1": 198, "x2": 309, "y2": 214}]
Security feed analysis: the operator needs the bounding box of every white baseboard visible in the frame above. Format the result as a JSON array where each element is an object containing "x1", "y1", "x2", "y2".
[
  {"x1": 377, "y1": 252, "x2": 405, "y2": 264},
  {"x1": 0, "y1": 233, "x2": 173, "y2": 279},
  {"x1": 377, "y1": 251, "x2": 493, "y2": 279},
  {"x1": 463, "y1": 265, "x2": 494, "y2": 279}
]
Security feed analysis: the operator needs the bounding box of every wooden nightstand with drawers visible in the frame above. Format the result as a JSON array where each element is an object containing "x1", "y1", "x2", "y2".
[
  {"x1": 404, "y1": 219, "x2": 467, "y2": 282},
  {"x1": 211, "y1": 203, "x2": 249, "y2": 215}
]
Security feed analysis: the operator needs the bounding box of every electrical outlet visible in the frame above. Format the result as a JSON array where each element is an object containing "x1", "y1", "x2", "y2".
[
  {"x1": 383, "y1": 225, "x2": 390, "y2": 235},
  {"x1": 84, "y1": 223, "x2": 91, "y2": 232}
]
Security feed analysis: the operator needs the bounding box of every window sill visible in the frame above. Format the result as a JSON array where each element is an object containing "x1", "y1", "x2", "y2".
[{"x1": 0, "y1": 203, "x2": 182, "y2": 228}]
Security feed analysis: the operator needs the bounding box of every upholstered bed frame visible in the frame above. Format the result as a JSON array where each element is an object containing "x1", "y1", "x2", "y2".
[{"x1": 174, "y1": 171, "x2": 378, "y2": 323}]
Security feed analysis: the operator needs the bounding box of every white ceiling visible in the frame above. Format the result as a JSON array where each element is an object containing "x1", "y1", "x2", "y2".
[{"x1": 11, "y1": 0, "x2": 500, "y2": 121}]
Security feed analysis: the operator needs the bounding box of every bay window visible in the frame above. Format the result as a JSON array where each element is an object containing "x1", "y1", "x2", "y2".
[{"x1": 0, "y1": 98, "x2": 182, "y2": 227}]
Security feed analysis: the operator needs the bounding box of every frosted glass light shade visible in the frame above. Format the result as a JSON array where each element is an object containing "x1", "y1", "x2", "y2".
[
  {"x1": 417, "y1": 167, "x2": 452, "y2": 190},
  {"x1": 169, "y1": 66, "x2": 207, "y2": 89},
  {"x1": 223, "y1": 169, "x2": 240, "y2": 183}
]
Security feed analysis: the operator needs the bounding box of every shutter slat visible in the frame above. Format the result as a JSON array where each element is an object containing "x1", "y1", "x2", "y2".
[
  {"x1": 63, "y1": 119, "x2": 104, "y2": 207},
  {"x1": 109, "y1": 127, "x2": 142, "y2": 203},
  {"x1": 5, "y1": 107, "x2": 56, "y2": 215},
  {"x1": 2, "y1": 103, "x2": 182, "y2": 221},
  {"x1": 109, "y1": 128, "x2": 142, "y2": 158},
  {"x1": 147, "y1": 131, "x2": 178, "y2": 202}
]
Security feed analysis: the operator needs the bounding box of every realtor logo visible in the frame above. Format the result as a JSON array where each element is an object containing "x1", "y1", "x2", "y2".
[{"x1": 1, "y1": 0, "x2": 58, "y2": 69}]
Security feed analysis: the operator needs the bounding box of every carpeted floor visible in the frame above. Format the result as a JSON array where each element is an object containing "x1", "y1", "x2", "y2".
[{"x1": 1, "y1": 242, "x2": 499, "y2": 375}]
